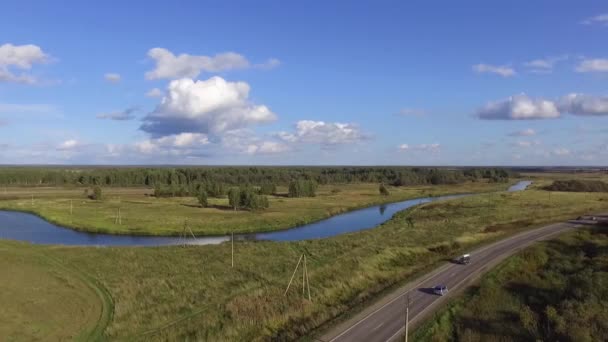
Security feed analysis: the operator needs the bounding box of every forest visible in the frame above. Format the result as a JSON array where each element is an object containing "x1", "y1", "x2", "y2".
[{"x1": 0, "y1": 166, "x2": 515, "y2": 187}]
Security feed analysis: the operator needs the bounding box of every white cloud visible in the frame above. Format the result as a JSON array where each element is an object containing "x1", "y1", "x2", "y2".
[
  {"x1": 0, "y1": 43, "x2": 50, "y2": 84},
  {"x1": 135, "y1": 132, "x2": 210, "y2": 155},
  {"x1": 558, "y1": 93, "x2": 608, "y2": 116},
  {"x1": 221, "y1": 129, "x2": 290, "y2": 155},
  {"x1": 57, "y1": 139, "x2": 79, "y2": 150},
  {"x1": 145, "y1": 48, "x2": 250, "y2": 80},
  {"x1": 146, "y1": 88, "x2": 163, "y2": 98},
  {"x1": 523, "y1": 56, "x2": 567, "y2": 74},
  {"x1": 472, "y1": 63, "x2": 515, "y2": 77},
  {"x1": 276, "y1": 120, "x2": 368, "y2": 147},
  {"x1": 512, "y1": 140, "x2": 541, "y2": 148},
  {"x1": 399, "y1": 143, "x2": 441, "y2": 153},
  {"x1": 96, "y1": 107, "x2": 138, "y2": 120},
  {"x1": 477, "y1": 94, "x2": 560, "y2": 120},
  {"x1": 582, "y1": 13, "x2": 608, "y2": 26},
  {"x1": 141, "y1": 77, "x2": 276, "y2": 137},
  {"x1": 255, "y1": 58, "x2": 281, "y2": 70},
  {"x1": 508, "y1": 128, "x2": 536, "y2": 137},
  {"x1": 104, "y1": 73, "x2": 121, "y2": 83},
  {"x1": 575, "y1": 58, "x2": 608, "y2": 73}
]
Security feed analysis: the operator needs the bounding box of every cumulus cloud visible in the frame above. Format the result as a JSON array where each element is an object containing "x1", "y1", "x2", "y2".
[
  {"x1": 508, "y1": 128, "x2": 536, "y2": 137},
  {"x1": 96, "y1": 107, "x2": 138, "y2": 120},
  {"x1": 558, "y1": 93, "x2": 608, "y2": 116},
  {"x1": 472, "y1": 63, "x2": 515, "y2": 77},
  {"x1": 141, "y1": 77, "x2": 276, "y2": 137},
  {"x1": 135, "y1": 132, "x2": 210, "y2": 155},
  {"x1": 222, "y1": 130, "x2": 290, "y2": 155},
  {"x1": 581, "y1": 13, "x2": 608, "y2": 25},
  {"x1": 477, "y1": 94, "x2": 560, "y2": 120},
  {"x1": 275, "y1": 120, "x2": 368, "y2": 147},
  {"x1": 146, "y1": 88, "x2": 163, "y2": 98},
  {"x1": 399, "y1": 143, "x2": 441, "y2": 153},
  {"x1": 575, "y1": 58, "x2": 608, "y2": 73},
  {"x1": 104, "y1": 73, "x2": 121, "y2": 83},
  {"x1": 145, "y1": 48, "x2": 250, "y2": 80},
  {"x1": 57, "y1": 139, "x2": 80, "y2": 150},
  {"x1": 0, "y1": 43, "x2": 50, "y2": 84}
]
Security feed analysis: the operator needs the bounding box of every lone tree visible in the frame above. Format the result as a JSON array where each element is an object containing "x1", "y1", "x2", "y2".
[
  {"x1": 379, "y1": 183, "x2": 390, "y2": 196},
  {"x1": 197, "y1": 189, "x2": 208, "y2": 208},
  {"x1": 228, "y1": 187, "x2": 240, "y2": 211},
  {"x1": 91, "y1": 186, "x2": 102, "y2": 200}
]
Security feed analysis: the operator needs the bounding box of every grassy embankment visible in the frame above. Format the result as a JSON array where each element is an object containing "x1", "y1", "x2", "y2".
[
  {"x1": 413, "y1": 226, "x2": 608, "y2": 342},
  {"x1": 2, "y1": 185, "x2": 608, "y2": 340},
  {"x1": 0, "y1": 182, "x2": 506, "y2": 236}
]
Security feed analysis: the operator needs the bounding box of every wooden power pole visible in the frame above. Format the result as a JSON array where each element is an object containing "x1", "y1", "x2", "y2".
[{"x1": 405, "y1": 292, "x2": 411, "y2": 342}]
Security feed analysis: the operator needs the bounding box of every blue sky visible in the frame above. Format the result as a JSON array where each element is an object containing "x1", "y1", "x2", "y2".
[{"x1": 0, "y1": 0, "x2": 607, "y2": 165}]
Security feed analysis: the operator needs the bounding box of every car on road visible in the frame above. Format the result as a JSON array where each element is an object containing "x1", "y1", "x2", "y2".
[
  {"x1": 433, "y1": 285, "x2": 448, "y2": 296},
  {"x1": 456, "y1": 254, "x2": 470, "y2": 264}
]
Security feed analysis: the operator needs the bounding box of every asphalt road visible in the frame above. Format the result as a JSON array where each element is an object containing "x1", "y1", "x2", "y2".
[{"x1": 321, "y1": 218, "x2": 599, "y2": 342}]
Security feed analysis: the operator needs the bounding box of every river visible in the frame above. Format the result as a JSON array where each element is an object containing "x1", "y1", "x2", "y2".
[{"x1": 0, "y1": 180, "x2": 531, "y2": 246}]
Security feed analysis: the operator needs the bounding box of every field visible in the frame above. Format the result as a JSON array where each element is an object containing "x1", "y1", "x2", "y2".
[
  {"x1": 2, "y1": 186, "x2": 608, "y2": 340},
  {"x1": 0, "y1": 181, "x2": 507, "y2": 236},
  {"x1": 413, "y1": 226, "x2": 608, "y2": 341},
  {"x1": 0, "y1": 242, "x2": 107, "y2": 341}
]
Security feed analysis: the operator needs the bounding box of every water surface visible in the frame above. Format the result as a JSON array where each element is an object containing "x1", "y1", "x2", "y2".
[{"x1": 0, "y1": 180, "x2": 531, "y2": 246}]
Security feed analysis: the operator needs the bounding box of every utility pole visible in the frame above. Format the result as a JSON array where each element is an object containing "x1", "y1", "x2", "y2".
[
  {"x1": 231, "y1": 231, "x2": 234, "y2": 268},
  {"x1": 405, "y1": 292, "x2": 411, "y2": 342}
]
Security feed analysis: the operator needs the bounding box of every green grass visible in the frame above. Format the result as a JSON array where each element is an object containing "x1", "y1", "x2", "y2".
[
  {"x1": 1, "y1": 187, "x2": 607, "y2": 340},
  {"x1": 413, "y1": 226, "x2": 608, "y2": 342},
  {"x1": 0, "y1": 182, "x2": 507, "y2": 236},
  {"x1": 0, "y1": 241, "x2": 106, "y2": 341}
]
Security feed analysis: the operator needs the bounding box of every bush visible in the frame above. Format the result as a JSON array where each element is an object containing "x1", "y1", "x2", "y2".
[
  {"x1": 91, "y1": 186, "x2": 102, "y2": 200},
  {"x1": 544, "y1": 179, "x2": 608, "y2": 192}
]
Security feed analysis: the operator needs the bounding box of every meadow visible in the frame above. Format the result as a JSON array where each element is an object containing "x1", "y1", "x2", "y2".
[
  {"x1": 2, "y1": 186, "x2": 608, "y2": 340},
  {"x1": 413, "y1": 226, "x2": 608, "y2": 342},
  {"x1": 0, "y1": 181, "x2": 506, "y2": 236}
]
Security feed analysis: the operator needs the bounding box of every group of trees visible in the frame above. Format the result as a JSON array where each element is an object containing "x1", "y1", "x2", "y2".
[
  {"x1": 288, "y1": 179, "x2": 317, "y2": 197},
  {"x1": 227, "y1": 187, "x2": 269, "y2": 211},
  {"x1": 0, "y1": 166, "x2": 518, "y2": 187},
  {"x1": 544, "y1": 179, "x2": 608, "y2": 192}
]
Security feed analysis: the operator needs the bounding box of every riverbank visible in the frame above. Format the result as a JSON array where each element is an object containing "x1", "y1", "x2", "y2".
[
  {"x1": 0, "y1": 181, "x2": 509, "y2": 236},
  {"x1": 2, "y1": 188, "x2": 607, "y2": 340}
]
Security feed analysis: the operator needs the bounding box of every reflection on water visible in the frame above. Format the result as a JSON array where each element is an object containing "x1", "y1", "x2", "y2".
[
  {"x1": 0, "y1": 181, "x2": 531, "y2": 246},
  {"x1": 379, "y1": 204, "x2": 387, "y2": 215}
]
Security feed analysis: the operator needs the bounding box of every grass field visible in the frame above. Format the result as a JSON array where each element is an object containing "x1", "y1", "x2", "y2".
[
  {"x1": 2, "y1": 186, "x2": 608, "y2": 340},
  {"x1": 0, "y1": 242, "x2": 107, "y2": 341},
  {"x1": 413, "y1": 226, "x2": 608, "y2": 342},
  {"x1": 0, "y1": 181, "x2": 507, "y2": 236}
]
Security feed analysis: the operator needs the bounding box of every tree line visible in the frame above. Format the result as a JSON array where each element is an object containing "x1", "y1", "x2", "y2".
[{"x1": 0, "y1": 166, "x2": 517, "y2": 187}]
